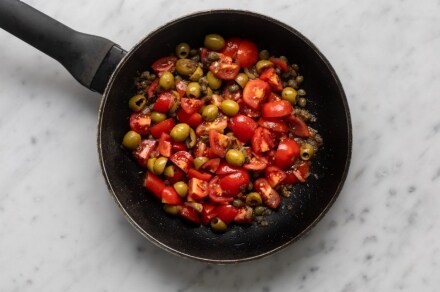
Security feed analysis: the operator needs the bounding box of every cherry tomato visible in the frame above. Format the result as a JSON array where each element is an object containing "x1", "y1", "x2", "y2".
[
  {"x1": 274, "y1": 138, "x2": 300, "y2": 170},
  {"x1": 179, "y1": 205, "x2": 201, "y2": 224},
  {"x1": 242, "y1": 79, "x2": 271, "y2": 110},
  {"x1": 269, "y1": 57, "x2": 289, "y2": 72},
  {"x1": 251, "y1": 127, "x2": 276, "y2": 153},
  {"x1": 258, "y1": 117, "x2": 289, "y2": 133},
  {"x1": 165, "y1": 165, "x2": 186, "y2": 184},
  {"x1": 170, "y1": 151, "x2": 194, "y2": 173},
  {"x1": 150, "y1": 118, "x2": 176, "y2": 139},
  {"x1": 172, "y1": 141, "x2": 187, "y2": 152},
  {"x1": 209, "y1": 60, "x2": 240, "y2": 80},
  {"x1": 176, "y1": 108, "x2": 203, "y2": 128},
  {"x1": 219, "y1": 170, "x2": 250, "y2": 197},
  {"x1": 151, "y1": 56, "x2": 178, "y2": 75},
  {"x1": 215, "y1": 205, "x2": 238, "y2": 224},
  {"x1": 133, "y1": 139, "x2": 157, "y2": 168},
  {"x1": 161, "y1": 186, "x2": 182, "y2": 205},
  {"x1": 146, "y1": 78, "x2": 159, "y2": 98},
  {"x1": 254, "y1": 178, "x2": 281, "y2": 209},
  {"x1": 180, "y1": 98, "x2": 204, "y2": 115},
  {"x1": 215, "y1": 162, "x2": 245, "y2": 175},
  {"x1": 265, "y1": 166, "x2": 287, "y2": 188},
  {"x1": 234, "y1": 206, "x2": 253, "y2": 224},
  {"x1": 220, "y1": 37, "x2": 241, "y2": 58},
  {"x1": 201, "y1": 204, "x2": 217, "y2": 225},
  {"x1": 262, "y1": 100, "x2": 293, "y2": 118},
  {"x1": 158, "y1": 132, "x2": 172, "y2": 157},
  {"x1": 286, "y1": 114, "x2": 311, "y2": 138},
  {"x1": 208, "y1": 129, "x2": 230, "y2": 158},
  {"x1": 153, "y1": 91, "x2": 175, "y2": 113},
  {"x1": 188, "y1": 168, "x2": 213, "y2": 182},
  {"x1": 200, "y1": 158, "x2": 221, "y2": 173},
  {"x1": 175, "y1": 79, "x2": 188, "y2": 97},
  {"x1": 243, "y1": 153, "x2": 268, "y2": 171},
  {"x1": 143, "y1": 171, "x2": 165, "y2": 200},
  {"x1": 284, "y1": 161, "x2": 310, "y2": 183},
  {"x1": 259, "y1": 67, "x2": 283, "y2": 92},
  {"x1": 208, "y1": 177, "x2": 233, "y2": 204},
  {"x1": 129, "y1": 112, "x2": 151, "y2": 135},
  {"x1": 228, "y1": 114, "x2": 258, "y2": 143},
  {"x1": 236, "y1": 40, "x2": 259, "y2": 68},
  {"x1": 195, "y1": 116, "x2": 228, "y2": 136},
  {"x1": 188, "y1": 177, "x2": 209, "y2": 200}
]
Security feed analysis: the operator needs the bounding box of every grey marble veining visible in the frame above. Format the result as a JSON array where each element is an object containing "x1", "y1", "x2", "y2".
[{"x1": 1, "y1": 0, "x2": 440, "y2": 291}]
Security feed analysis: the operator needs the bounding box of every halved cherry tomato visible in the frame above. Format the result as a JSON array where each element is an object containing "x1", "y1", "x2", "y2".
[
  {"x1": 188, "y1": 178, "x2": 209, "y2": 200},
  {"x1": 150, "y1": 118, "x2": 176, "y2": 139},
  {"x1": 188, "y1": 168, "x2": 213, "y2": 182},
  {"x1": 215, "y1": 205, "x2": 238, "y2": 224},
  {"x1": 151, "y1": 56, "x2": 178, "y2": 75},
  {"x1": 234, "y1": 206, "x2": 253, "y2": 224},
  {"x1": 208, "y1": 129, "x2": 230, "y2": 158},
  {"x1": 220, "y1": 37, "x2": 241, "y2": 58},
  {"x1": 165, "y1": 165, "x2": 186, "y2": 184},
  {"x1": 161, "y1": 186, "x2": 182, "y2": 205},
  {"x1": 269, "y1": 57, "x2": 289, "y2": 72},
  {"x1": 243, "y1": 79, "x2": 271, "y2": 110},
  {"x1": 208, "y1": 177, "x2": 233, "y2": 204},
  {"x1": 260, "y1": 67, "x2": 283, "y2": 92},
  {"x1": 172, "y1": 141, "x2": 187, "y2": 152},
  {"x1": 215, "y1": 162, "x2": 245, "y2": 175},
  {"x1": 175, "y1": 79, "x2": 188, "y2": 97},
  {"x1": 251, "y1": 127, "x2": 276, "y2": 153},
  {"x1": 243, "y1": 153, "x2": 268, "y2": 171},
  {"x1": 286, "y1": 114, "x2": 310, "y2": 138},
  {"x1": 228, "y1": 114, "x2": 258, "y2": 143},
  {"x1": 176, "y1": 108, "x2": 203, "y2": 128},
  {"x1": 196, "y1": 116, "x2": 228, "y2": 136},
  {"x1": 201, "y1": 204, "x2": 217, "y2": 225},
  {"x1": 143, "y1": 171, "x2": 165, "y2": 200},
  {"x1": 146, "y1": 78, "x2": 159, "y2": 98},
  {"x1": 153, "y1": 91, "x2": 175, "y2": 113},
  {"x1": 236, "y1": 40, "x2": 259, "y2": 68},
  {"x1": 129, "y1": 112, "x2": 151, "y2": 135},
  {"x1": 179, "y1": 205, "x2": 201, "y2": 224},
  {"x1": 254, "y1": 178, "x2": 281, "y2": 209},
  {"x1": 219, "y1": 170, "x2": 250, "y2": 197},
  {"x1": 194, "y1": 141, "x2": 208, "y2": 158},
  {"x1": 158, "y1": 132, "x2": 172, "y2": 157},
  {"x1": 285, "y1": 161, "x2": 310, "y2": 183},
  {"x1": 262, "y1": 100, "x2": 293, "y2": 118},
  {"x1": 200, "y1": 158, "x2": 221, "y2": 173},
  {"x1": 239, "y1": 103, "x2": 261, "y2": 118},
  {"x1": 170, "y1": 151, "x2": 194, "y2": 173},
  {"x1": 180, "y1": 98, "x2": 204, "y2": 115},
  {"x1": 258, "y1": 117, "x2": 289, "y2": 133},
  {"x1": 133, "y1": 139, "x2": 157, "y2": 168},
  {"x1": 265, "y1": 166, "x2": 287, "y2": 188},
  {"x1": 209, "y1": 60, "x2": 240, "y2": 80},
  {"x1": 274, "y1": 138, "x2": 300, "y2": 170}
]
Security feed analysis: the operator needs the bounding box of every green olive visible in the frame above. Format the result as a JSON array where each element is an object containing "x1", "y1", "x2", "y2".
[
  {"x1": 186, "y1": 128, "x2": 197, "y2": 148},
  {"x1": 163, "y1": 204, "x2": 182, "y2": 215},
  {"x1": 234, "y1": 73, "x2": 249, "y2": 88},
  {"x1": 170, "y1": 123, "x2": 190, "y2": 142},
  {"x1": 175, "y1": 42, "x2": 191, "y2": 59},
  {"x1": 173, "y1": 181, "x2": 188, "y2": 198},
  {"x1": 225, "y1": 149, "x2": 245, "y2": 166},
  {"x1": 220, "y1": 100, "x2": 240, "y2": 117},
  {"x1": 153, "y1": 157, "x2": 168, "y2": 175},
  {"x1": 186, "y1": 82, "x2": 201, "y2": 98},
  {"x1": 189, "y1": 66, "x2": 203, "y2": 81},
  {"x1": 163, "y1": 165, "x2": 174, "y2": 177},
  {"x1": 159, "y1": 71, "x2": 175, "y2": 89},
  {"x1": 204, "y1": 34, "x2": 225, "y2": 51},
  {"x1": 210, "y1": 217, "x2": 227, "y2": 232},
  {"x1": 300, "y1": 143, "x2": 315, "y2": 161},
  {"x1": 122, "y1": 130, "x2": 141, "y2": 150},
  {"x1": 281, "y1": 87, "x2": 298, "y2": 104},
  {"x1": 202, "y1": 104, "x2": 219, "y2": 122},
  {"x1": 128, "y1": 95, "x2": 147, "y2": 112},
  {"x1": 259, "y1": 49, "x2": 270, "y2": 60},
  {"x1": 246, "y1": 192, "x2": 263, "y2": 207},
  {"x1": 175, "y1": 58, "x2": 198, "y2": 76},
  {"x1": 147, "y1": 157, "x2": 157, "y2": 173},
  {"x1": 255, "y1": 60, "x2": 274, "y2": 73},
  {"x1": 150, "y1": 111, "x2": 167, "y2": 123},
  {"x1": 206, "y1": 71, "x2": 222, "y2": 90}
]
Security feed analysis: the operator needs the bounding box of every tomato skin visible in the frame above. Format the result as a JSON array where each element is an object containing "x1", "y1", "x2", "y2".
[
  {"x1": 150, "y1": 118, "x2": 176, "y2": 139},
  {"x1": 219, "y1": 170, "x2": 250, "y2": 197},
  {"x1": 170, "y1": 151, "x2": 194, "y2": 173},
  {"x1": 274, "y1": 138, "x2": 300, "y2": 170},
  {"x1": 208, "y1": 129, "x2": 230, "y2": 158},
  {"x1": 201, "y1": 204, "x2": 217, "y2": 225},
  {"x1": 243, "y1": 79, "x2": 271, "y2": 110},
  {"x1": 129, "y1": 112, "x2": 151, "y2": 135},
  {"x1": 153, "y1": 91, "x2": 175, "y2": 113},
  {"x1": 285, "y1": 161, "x2": 310, "y2": 183},
  {"x1": 286, "y1": 114, "x2": 310, "y2": 138},
  {"x1": 179, "y1": 205, "x2": 201, "y2": 224},
  {"x1": 251, "y1": 127, "x2": 276, "y2": 154},
  {"x1": 262, "y1": 100, "x2": 293, "y2": 118},
  {"x1": 180, "y1": 98, "x2": 204, "y2": 115},
  {"x1": 220, "y1": 37, "x2": 241, "y2": 58},
  {"x1": 188, "y1": 178, "x2": 210, "y2": 200},
  {"x1": 161, "y1": 186, "x2": 183, "y2": 205},
  {"x1": 258, "y1": 117, "x2": 289, "y2": 133},
  {"x1": 215, "y1": 162, "x2": 245, "y2": 175},
  {"x1": 228, "y1": 114, "x2": 258, "y2": 143},
  {"x1": 158, "y1": 132, "x2": 172, "y2": 157},
  {"x1": 265, "y1": 166, "x2": 287, "y2": 188},
  {"x1": 133, "y1": 139, "x2": 157, "y2": 168},
  {"x1": 269, "y1": 57, "x2": 289, "y2": 72},
  {"x1": 254, "y1": 178, "x2": 281, "y2": 209},
  {"x1": 143, "y1": 171, "x2": 165, "y2": 200},
  {"x1": 188, "y1": 168, "x2": 213, "y2": 182},
  {"x1": 215, "y1": 205, "x2": 238, "y2": 224},
  {"x1": 172, "y1": 141, "x2": 187, "y2": 152},
  {"x1": 151, "y1": 56, "x2": 178, "y2": 75},
  {"x1": 236, "y1": 40, "x2": 259, "y2": 68},
  {"x1": 146, "y1": 78, "x2": 159, "y2": 98},
  {"x1": 176, "y1": 109, "x2": 203, "y2": 128}
]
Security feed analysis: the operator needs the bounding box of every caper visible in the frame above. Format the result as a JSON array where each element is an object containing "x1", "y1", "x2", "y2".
[
  {"x1": 186, "y1": 82, "x2": 201, "y2": 98},
  {"x1": 176, "y1": 58, "x2": 198, "y2": 76},
  {"x1": 295, "y1": 75, "x2": 304, "y2": 84},
  {"x1": 210, "y1": 217, "x2": 227, "y2": 232},
  {"x1": 246, "y1": 192, "x2": 263, "y2": 207},
  {"x1": 206, "y1": 71, "x2": 222, "y2": 90},
  {"x1": 227, "y1": 84, "x2": 239, "y2": 93},
  {"x1": 190, "y1": 49, "x2": 198, "y2": 56},
  {"x1": 159, "y1": 71, "x2": 175, "y2": 89},
  {"x1": 186, "y1": 128, "x2": 197, "y2": 148},
  {"x1": 207, "y1": 51, "x2": 220, "y2": 62},
  {"x1": 122, "y1": 131, "x2": 141, "y2": 150},
  {"x1": 220, "y1": 100, "x2": 240, "y2": 117},
  {"x1": 287, "y1": 79, "x2": 298, "y2": 89},
  {"x1": 163, "y1": 204, "x2": 182, "y2": 215},
  {"x1": 175, "y1": 42, "x2": 191, "y2": 59},
  {"x1": 297, "y1": 89, "x2": 306, "y2": 96},
  {"x1": 204, "y1": 34, "x2": 225, "y2": 51},
  {"x1": 194, "y1": 156, "x2": 209, "y2": 169},
  {"x1": 254, "y1": 206, "x2": 266, "y2": 216},
  {"x1": 298, "y1": 97, "x2": 307, "y2": 107},
  {"x1": 147, "y1": 158, "x2": 157, "y2": 173},
  {"x1": 163, "y1": 165, "x2": 174, "y2": 177},
  {"x1": 232, "y1": 199, "x2": 244, "y2": 208},
  {"x1": 255, "y1": 60, "x2": 274, "y2": 73},
  {"x1": 189, "y1": 66, "x2": 203, "y2": 81},
  {"x1": 150, "y1": 111, "x2": 167, "y2": 123},
  {"x1": 235, "y1": 73, "x2": 249, "y2": 88},
  {"x1": 153, "y1": 157, "x2": 168, "y2": 175},
  {"x1": 292, "y1": 64, "x2": 300, "y2": 71},
  {"x1": 281, "y1": 87, "x2": 298, "y2": 104},
  {"x1": 173, "y1": 181, "x2": 188, "y2": 198},
  {"x1": 259, "y1": 49, "x2": 270, "y2": 60},
  {"x1": 300, "y1": 143, "x2": 315, "y2": 161},
  {"x1": 202, "y1": 104, "x2": 219, "y2": 122},
  {"x1": 128, "y1": 95, "x2": 147, "y2": 112},
  {"x1": 225, "y1": 149, "x2": 245, "y2": 166},
  {"x1": 170, "y1": 123, "x2": 190, "y2": 142}
]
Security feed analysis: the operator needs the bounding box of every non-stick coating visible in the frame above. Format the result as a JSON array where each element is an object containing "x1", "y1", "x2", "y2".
[{"x1": 98, "y1": 10, "x2": 351, "y2": 263}]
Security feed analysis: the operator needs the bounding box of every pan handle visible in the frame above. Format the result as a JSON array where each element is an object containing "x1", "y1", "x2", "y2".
[{"x1": 0, "y1": 0, "x2": 126, "y2": 94}]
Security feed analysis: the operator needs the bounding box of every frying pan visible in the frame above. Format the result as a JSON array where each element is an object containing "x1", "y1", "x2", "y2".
[{"x1": 0, "y1": 0, "x2": 352, "y2": 263}]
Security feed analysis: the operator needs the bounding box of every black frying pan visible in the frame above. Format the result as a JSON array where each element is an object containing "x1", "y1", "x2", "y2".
[{"x1": 0, "y1": 0, "x2": 352, "y2": 263}]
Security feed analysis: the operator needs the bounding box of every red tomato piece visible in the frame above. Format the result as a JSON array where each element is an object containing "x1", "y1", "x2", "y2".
[
  {"x1": 151, "y1": 56, "x2": 177, "y2": 75},
  {"x1": 143, "y1": 171, "x2": 165, "y2": 200},
  {"x1": 132, "y1": 139, "x2": 157, "y2": 168},
  {"x1": 150, "y1": 118, "x2": 175, "y2": 139},
  {"x1": 208, "y1": 129, "x2": 230, "y2": 158},
  {"x1": 274, "y1": 138, "x2": 300, "y2": 170},
  {"x1": 283, "y1": 169, "x2": 299, "y2": 184},
  {"x1": 258, "y1": 117, "x2": 289, "y2": 133},
  {"x1": 165, "y1": 165, "x2": 186, "y2": 184},
  {"x1": 200, "y1": 47, "x2": 209, "y2": 63},
  {"x1": 259, "y1": 67, "x2": 283, "y2": 92},
  {"x1": 209, "y1": 61, "x2": 240, "y2": 80},
  {"x1": 269, "y1": 57, "x2": 289, "y2": 72},
  {"x1": 208, "y1": 177, "x2": 233, "y2": 204},
  {"x1": 153, "y1": 91, "x2": 175, "y2": 113},
  {"x1": 161, "y1": 186, "x2": 182, "y2": 205},
  {"x1": 179, "y1": 205, "x2": 201, "y2": 224},
  {"x1": 234, "y1": 206, "x2": 253, "y2": 224},
  {"x1": 219, "y1": 170, "x2": 250, "y2": 197},
  {"x1": 196, "y1": 116, "x2": 228, "y2": 136},
  {"x1": 215, "y1": 205, "x2": 238, "y2": 224},
  {"x1": 188, "y1": 178, "x2": 209, "y2": 200},
  {"x1": 262, "y1": 100, "x2": 293, "y2": 118},
  {"x1": 290, "y1": 161, "x2": 310, "y2": 183},
  {"x1": 188, "y1": 168, "x2": 213, "y2": 182},
  {"x1": 228, "y1": 114, "x2": 258, "y2": 143},
  {"x1": 194, "y1": 141, "x2": 208, "y2": 158},
  {"x1": 200, "y1": 158, "x2": 221, "y2": 173},
  {"x1": 210, "y1": 94, "x2": 224, "y2": 107},
  {"x1": 265, "y1": 166, "x2": 287, "y2": 188},
  {"x1": 243, "y1": 153, "x2": 268, "y2": 171},
  {"x1": 286, "y1": 114, "x2": 311, "y2": 138},
  {"x1": 170, "y1": 151, "x2": 194, "y2": 173},
  {"x1": 236, "y1": 40, "x2": 259, "y2": 68},
  {"x1": 172, "y1": 141, "x2": 187, "y2": 152},
  {"x1": 180, "y1": 98, "x2": 204, "y2": 115},
  {"x1": 175, "y1": 79, "x2": 188, "y2": 97},
  {"x1": 176, "y1": 109, "x2": 203, "y2": 128},
  {"x1": 146, "y1": 78, "x2": 159, "y2": 98},
  {"x1": 220, "y1": 37, "x2": 241, "y2": 58},
  {"x1": 216, "y1": 162, "x2": 245, "y2": 175},
  {"x1": 251, "y1": 127, "x2": 276, "y2": 154},
  {"x1": 158, "y1": 132, "x2": 172, "y2": 157},
  {"x1": 201, "y1": 204, "x2": 217, "y2": 225},
  {"x1": 129, "y1": 112, "x2": 151, "y2": 135},
  {"x1": 242, "y1": 79, "x2": 271, "y2": 110},
  {"x1": 254, "y1": 178, "x2": 281, "y2": 209}
]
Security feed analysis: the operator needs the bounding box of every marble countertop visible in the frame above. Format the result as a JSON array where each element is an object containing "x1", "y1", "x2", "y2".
[{"x1": 1, "y1": 0, "x2": 440, "y2": 291}]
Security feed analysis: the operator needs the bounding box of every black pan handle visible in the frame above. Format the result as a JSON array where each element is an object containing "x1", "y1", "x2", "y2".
[{"x1": 0, "y1": 0, "x2": 126, "y2": 94}]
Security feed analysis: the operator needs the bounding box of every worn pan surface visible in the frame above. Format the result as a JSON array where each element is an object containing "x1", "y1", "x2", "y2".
[{"x1": 0, "y1": 1, "x2": 351, "y2": 263}]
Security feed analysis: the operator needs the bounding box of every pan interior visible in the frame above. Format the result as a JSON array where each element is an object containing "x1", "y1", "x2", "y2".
[{"x1": 98, "y1": 10, "x2": 351, "y2": 263}]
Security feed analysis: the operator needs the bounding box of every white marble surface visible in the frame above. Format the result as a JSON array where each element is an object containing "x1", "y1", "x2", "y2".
[{"x1": 1, "y1": 0, "x2": 440, "y2": 291}]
